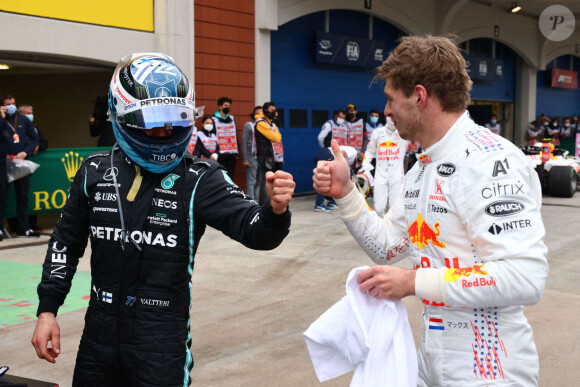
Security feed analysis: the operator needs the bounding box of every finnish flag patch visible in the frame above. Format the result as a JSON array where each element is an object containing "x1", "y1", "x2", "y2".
[{"x1": 102, "y1": 291, "x2": 113, "y2": 304}]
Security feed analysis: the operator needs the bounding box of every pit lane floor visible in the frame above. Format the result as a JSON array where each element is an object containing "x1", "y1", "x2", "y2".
[{"x1": 0, "y1": 194, "x2": 578, "y2": 386}]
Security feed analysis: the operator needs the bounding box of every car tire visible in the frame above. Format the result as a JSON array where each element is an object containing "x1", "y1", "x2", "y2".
[{"x1": 548, "y1": 166, "x2": 577, "y2": 197}]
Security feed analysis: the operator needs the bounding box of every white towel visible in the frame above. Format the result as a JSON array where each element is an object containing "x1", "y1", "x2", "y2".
[{"x1": 303, "y1": 266, "x2": 417, "y2": 386}]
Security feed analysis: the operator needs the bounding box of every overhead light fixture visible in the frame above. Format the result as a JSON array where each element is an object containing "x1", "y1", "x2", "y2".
[
  {"x1": 510, "y1": 3, "x2": 522, "y2": 13},
  {"x1": 0, "y1": 64, "x2": 10, "y2": 70}
]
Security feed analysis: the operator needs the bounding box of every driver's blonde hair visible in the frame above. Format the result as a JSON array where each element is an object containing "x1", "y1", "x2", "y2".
[{"x1": 375, "y1": 35, "x2": 472, "y2": 113}]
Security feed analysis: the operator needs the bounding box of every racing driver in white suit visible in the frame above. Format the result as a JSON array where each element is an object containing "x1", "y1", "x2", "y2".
[
  {"x1": 359, "y1": 117, "x2": 408, "y2": 216},
  {"x1": 313, "y1": 35, "x2": 548, "y2": 386}
]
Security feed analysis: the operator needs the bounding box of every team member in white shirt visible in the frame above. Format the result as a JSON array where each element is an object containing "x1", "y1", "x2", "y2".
[
  {"x1": 359, "y1": 117, "x2": 408, "y2": 216},
  {"x1": 318, "y1": 110, "x2": 347, "y2": 148}
]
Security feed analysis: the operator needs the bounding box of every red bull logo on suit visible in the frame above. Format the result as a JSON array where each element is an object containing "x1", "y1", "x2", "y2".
[{"x1": 407, "y1": 213, "x2": 446, "y2": 250}]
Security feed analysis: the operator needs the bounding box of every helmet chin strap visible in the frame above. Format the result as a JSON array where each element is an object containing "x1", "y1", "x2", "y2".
[{"x1": 111, "y1": 144, "x2": 142, "y2": 252}]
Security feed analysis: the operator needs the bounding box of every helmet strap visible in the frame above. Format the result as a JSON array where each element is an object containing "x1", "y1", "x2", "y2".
[{"x1": 111, "y1": 144, "x2": 142, "y2": 252}]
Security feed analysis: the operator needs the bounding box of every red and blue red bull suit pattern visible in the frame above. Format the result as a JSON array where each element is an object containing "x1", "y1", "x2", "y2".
[{"x1": 336, "y1": 111, "x2": 548, "y2": 386}]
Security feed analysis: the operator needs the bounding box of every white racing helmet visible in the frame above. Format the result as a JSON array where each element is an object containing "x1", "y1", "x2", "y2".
[{"x1": 108, "y1": 52, "x2": 204, "y2": 173}]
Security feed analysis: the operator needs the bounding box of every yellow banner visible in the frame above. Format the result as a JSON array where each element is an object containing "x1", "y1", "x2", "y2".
[{"x1": 0, "y1": 0, "x2": 154, "y2": 32}]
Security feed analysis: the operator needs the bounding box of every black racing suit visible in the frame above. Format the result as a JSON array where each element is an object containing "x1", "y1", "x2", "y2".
[{"x1": 36, "y1": 149, "x2": 291, "y2": 387}]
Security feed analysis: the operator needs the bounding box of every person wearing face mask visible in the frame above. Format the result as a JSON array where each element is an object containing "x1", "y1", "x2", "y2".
[
  {"x1": 0, "y1": 94, "x2": 39, "y2": 238},
  {"x1": 558, "y1": 117, "x2": 575, "y2": 154},
  {"x1": 485, "y1": 114, "x2": 501, "y2": 136},
  {"x1": 193, "y1": 115, "x2": 219, "y2": 161},
  {"x1": 13, "y1": 104, "x2": 47, "y2": 233},
  {"x1": 345, "y1": 103, "x2": 367, "y2": 153},
  {"x1": 212, "y1": 97, "x2": 238, "y2": 177},
  {"x1": 546, "y1": 118, "x2": 561, "y2": 145},
  {"x1": 18, "y1": 104, "x2": 48, "y2": 156},
  {"x1": 345, "y1": 104, "x2": 366, "y2": 153},
  {"x1": 364, "y1": 109, "x2": 384, "y2": 155},
  {"x1": 318, "y1": 109, "x2": 347, "y2": 148},
  {"x1": 254, "y1": 101, "x2": 282, "y2": 205},
  {"x1": 539, "y1": 116, "x2": 550, "y2": 138}
]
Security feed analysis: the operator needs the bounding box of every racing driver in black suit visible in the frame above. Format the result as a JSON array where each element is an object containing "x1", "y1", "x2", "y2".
[{"x1": 31, "y1": 53, "x2": 295, "y2": 387}]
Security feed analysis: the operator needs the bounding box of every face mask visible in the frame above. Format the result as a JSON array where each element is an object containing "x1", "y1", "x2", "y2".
[
  {"x1": 564, "y1": 123, "x2": 570, "y2": 128},
  {"x1": 336, "y1": 117, "x2": 345, "y2": 125},
  {"x1": 25, "y1": 114, "x2": 34, "y2": 123},
  {"x1": 346, "y1": 113, "x2": 355, "y2": 121},
  {"x1": 204, "y1": 123, "x2": 214, "y2": 131},
  {"x1": 5, "y1": 105, "x2": 16, "y2": 116},
  {"x1": 490, "y1": 119, "x2": 497, "y2": 125},
  {"x1": 542, "y1": 121, "x2": 549, "y2": 127},
  {"x1": 552, "y1": 122, "x2": 558, "y2": 128},
  {"x1": 222, "y1": 107, "x2": 230, "y2": 115},
  {"x1": 370, "y1": 116, "x2": 379, "y2": 124},
  {"x1": 267, "y1": 110, "x2": 276, "y2": 119}
]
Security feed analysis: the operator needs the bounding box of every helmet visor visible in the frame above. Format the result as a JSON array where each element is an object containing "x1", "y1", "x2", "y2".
[{"x1": 117, "y1": 102, "x2": 195, "y2": 130}]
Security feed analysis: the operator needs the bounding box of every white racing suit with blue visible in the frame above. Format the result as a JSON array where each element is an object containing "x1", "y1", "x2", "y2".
[
  {"x1": 361, "y1": 120, "x2": 408, "y2": 217},
  {"x1": 335, "y1": 112, "x2": 548, "y2": 386},
  {"x1": 36, "y1": 149, "x2": 291, "y2": 387}
]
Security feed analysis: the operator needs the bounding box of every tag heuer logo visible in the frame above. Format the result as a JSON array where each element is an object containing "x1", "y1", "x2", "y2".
[
  {"x1": 161, "y1": 174, "x2": 180, "y2": 189},
  {"x1": 436, "y1": 163, "x2": 456, "y2": 177}
]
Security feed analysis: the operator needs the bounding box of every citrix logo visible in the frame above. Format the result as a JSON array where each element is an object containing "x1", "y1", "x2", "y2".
[{"x1": 481, "y1": 181, "x2": 524, "y2": 199}]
